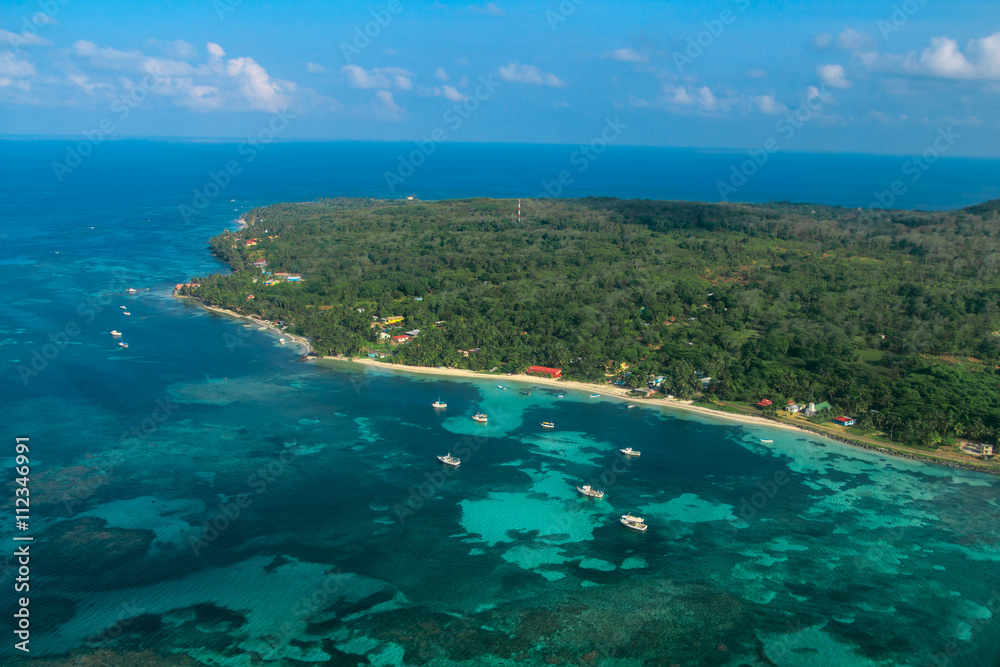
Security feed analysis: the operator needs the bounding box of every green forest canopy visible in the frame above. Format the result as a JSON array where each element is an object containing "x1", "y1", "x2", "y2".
[{"x1": 186, "y1": 196, "x2": 1000, "y2": 449}]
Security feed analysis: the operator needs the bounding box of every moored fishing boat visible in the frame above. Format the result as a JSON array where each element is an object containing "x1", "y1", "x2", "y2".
[
  {"x1": 437, "y1": 453, "x2": 460, "y2": 467},
  {"x1": 619, "y1": 447, "x2": 641, "y2": 457},
  {"x1": 541, "y1": 421, "x2": 555, "y2": 429},
  {"x1": 472, "y1": 412, "x2": 488, "y2": 423},
  {"x1": 576, "y1": 484, "x2": 604, "y2": 499},
  {"x1": 620, "y1": 513, "x2": 647, "y2": 532},
  {"x1": 432, "y1": 399, "x2": 447, "y2": 409}
]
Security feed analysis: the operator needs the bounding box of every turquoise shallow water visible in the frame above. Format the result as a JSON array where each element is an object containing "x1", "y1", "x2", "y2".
[{"x1": 1, "y1": 142, "x2": 999, "y2": 665}]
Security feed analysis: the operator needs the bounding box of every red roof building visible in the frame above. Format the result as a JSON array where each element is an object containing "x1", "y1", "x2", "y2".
[
  {"x1": 526, "y1": 366, "x2": 562, "y2": 378},
  {"x1": 833, "y1": 416, "x2": 856, "y2": 426},
  {"x1": 391, "y1": 335, "x2": 411, "y2": 343},
  {"x1": 755, "y1": 399, "x2": 774, "y2": 407}
]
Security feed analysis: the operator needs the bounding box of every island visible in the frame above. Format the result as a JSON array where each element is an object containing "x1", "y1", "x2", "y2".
[{"x1": 178, "y1": 196, "x2": 1000, "y2": 470}]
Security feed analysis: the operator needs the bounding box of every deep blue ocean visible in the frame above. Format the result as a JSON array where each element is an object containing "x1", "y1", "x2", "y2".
[{"x1": 1, "y1": 140, "x2": 999, "y2": 666}]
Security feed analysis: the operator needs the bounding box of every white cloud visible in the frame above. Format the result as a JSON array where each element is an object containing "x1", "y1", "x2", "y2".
[
  {"x1": 375, "y1": 89, "x2": 404, "y2": 119},
  {"x1": 811, "y1": 33, "x2": 834, "y2": 50},
  {"x1": 64, "y1": 39, "x2": 297, "y2": 112},
  {"x1": 0, "y1": 51, "x2": 37, "y2": 78},
  {"x1": 226, "y1": 56, "x2": 292, "y2": 112},
  {"x1": 342, "y1": 64, "x2": 413, "y2": 89},
  {"x1": 818, "y1": 63, "x2": 850, "y2": 88},
  {"x1": 164, "y1": 40, "x2": 197, "y2": 59},
  {"x1": 663, "y1": 84, "x2": 723, "y2": 111},
  {"x1": 0, "y1": 29, "x2": 50, "y2": 49},
  {"x1": 837, "y1": 28, "x2": 874, "y2": 51},
  {"x1": 435, "y1": 66, "x2": 449, "y2": 81},
  {"x1": 498, "y1": 63, "x2": 566, "y2": 87},
  {"x1": 753, "y1": 94, "x2": 786, "y2": 114},
  {"x1": 306, "y1": 62, "x2": 326, "y2": 74},
  {"x1": 861, "y1": 31, "x2": 1000, "y2": 80},
  {"x1": 605, "y1": 48, "x2": 648, "y2": 63},
  {"x1": 470, "y1": 2, "x2": 504, "y2": 16},
  {"x1": 438, "y1": 84, "x2": 467, "y2": 101}
]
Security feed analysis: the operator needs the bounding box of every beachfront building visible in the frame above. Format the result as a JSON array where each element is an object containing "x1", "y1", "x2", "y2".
[
  {"x1": 755, "y1": 399, "x2": 774, "y2": 408},
  {"x1": 526, "y1": 366, "x2": 562, "y2": 379},
  {"x1": 391, "y1": 335, "x2": 411, "y2": 344},
  {"x1": 833, "y1": 416, "x2": 856, "y2": 427},
  {"x1": 786, "y1": 401, "x2": 800, "y2": 413}
]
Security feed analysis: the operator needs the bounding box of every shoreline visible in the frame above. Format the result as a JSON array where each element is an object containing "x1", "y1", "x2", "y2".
[
  {"x1": 314, "y1": 356, "x2": 998, "y2": 475},
  {"x1": 176, "y1": 296, "x2": 313, "y2": 356},
  {"x1": 170, "y1": 289, "x2": 997, "y2": 476}
]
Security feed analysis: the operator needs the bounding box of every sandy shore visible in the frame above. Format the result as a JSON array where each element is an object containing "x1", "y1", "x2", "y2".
[
  {"x1": 316, "y1": 356, "x2": 806, "y2": 434},
  {"x1": 178, "y1": 297, "x2": 312, "y2": 356}
]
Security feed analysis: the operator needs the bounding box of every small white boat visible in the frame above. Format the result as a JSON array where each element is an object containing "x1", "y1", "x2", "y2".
[
  {"x1": 556, "y1": 394, "x2": 564, "y2": 398},
  {"x1": 432, "y1": 400, "x2": 447, "y2": 409},
  {"x1": 627, "y1": 404, "x2": 637, "y2": 409},
  {"x1": 110, "y1": 330, "x2": 122, "y2": 337},
  {"x1": 761, "y1": 439, "x2": 774, "y2": 443},
  {"x1": 619, "y1": 447, "x2": 641, "y2": 457},
  {"x1": 437, "y1": 453, "x2": 460, "y2": 467},
  {"x1": 620, "y1": 514, "x2": 647, "y2": 532},
  {"x1": 498, "y1": 385, "x2": 505, "y2": 389},
  {"x1": 576, "y1": 484, "x2": 604, "y2": 499},
  {"x1": 472, "y1": 413, "x2": 488, "y2": 423},
  {"x1": 125, "y1": 288, "x2": 137, "y2": 293},
  {"x1": 119, "y1": 305, "x2": 127, "y2": 310},
  {"x1": 590, "y1": 394, "x2": 600, "y2": 398},
  {"x1": 541, "y1": 422, "x2": 555, "y2": 429},
  {"x1": 122, "y1": 311, "x2": 130, "y2": 316},
  {"x1": 118, "y1": 342, "x2": 128, "y2": 349},
  {"x1": 279, "y1": 338, "x2": 286, "y2": 345}
]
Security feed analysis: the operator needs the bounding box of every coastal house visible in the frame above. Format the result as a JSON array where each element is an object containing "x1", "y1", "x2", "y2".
[
  {"x1": 755, "y1": 399, "x2": 774, "y2": 408},
  {"x1": 378, "y1": 332, "x2": 391, "y2": 340},
  {"x1": 968, "y1": 443, "x2": 994, "y2": 457},
  {"x1": 356, "y1": 308, "x2": 366, "y2": 313},
  {"x1": 391, "y1": 335, "x2": 411, "y2": 344},
  {"x1": 405, "y1": 329, "x2": 421, "y2": 336},
  {"x1": 253, "y1": 259, "x2": 268, "y2": 267},
  {"x1": 286, "y1": 275, "x2": 301, "y2": 282},
  {"x1": 245, "y1": 238, "x2": 258, "y2": 247},
  {"x1": 699, "y1": 377, "x2": 713, "y2": 389},
  {"x1": 380, "y1": 316, "x2": 404, "y2": 325},
  {"x1": 833, "y1": 416, "x2": 856, "y2": 427},
  {"x1": 786, "y1": 401, "x2": 800, "y2": 413},
  {"x1": 527, "y1": 366, "x2": 562, "y2": 379}
]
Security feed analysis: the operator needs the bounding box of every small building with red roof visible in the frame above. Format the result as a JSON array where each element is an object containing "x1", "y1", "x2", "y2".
[{"x1": 526, "y1": 366, "x2": 562, "y2": 379}]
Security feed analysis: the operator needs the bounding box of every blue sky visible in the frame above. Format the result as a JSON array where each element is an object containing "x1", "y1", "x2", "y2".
[{"x1": 1, "y1": 0, "x2": 999, "y2": 155}]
